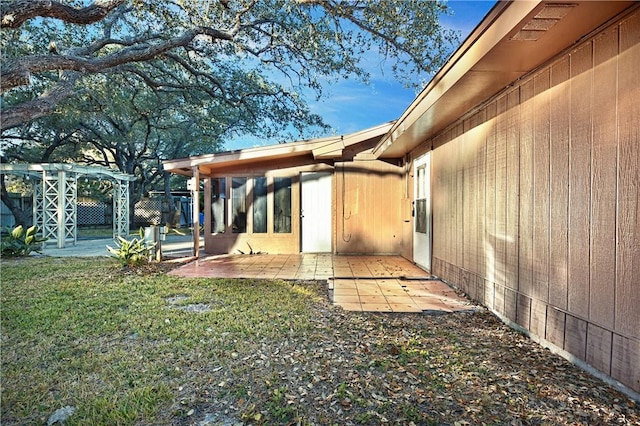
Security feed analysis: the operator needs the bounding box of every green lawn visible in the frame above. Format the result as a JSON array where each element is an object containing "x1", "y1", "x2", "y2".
[{"x1": 2, "y1": 257, "x2": 638, "y2": 425}]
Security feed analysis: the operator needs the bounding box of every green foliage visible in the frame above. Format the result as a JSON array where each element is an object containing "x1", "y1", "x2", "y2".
[
  {"x1": 1, "y1": 0, "x2": 458, "y2": 134},
  {"x1": 0, "y1": 225, "x2": 47, "y2": 257},
  {"x1": 1, "y1": 0, "x2": 459, "y2": 208},
  {"x1": 107, "y1": 228, "x2": 155, "y2": 267}
]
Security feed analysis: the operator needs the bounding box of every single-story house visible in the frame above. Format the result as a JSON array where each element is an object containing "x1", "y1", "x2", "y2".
[{"x1": 164, "y1": 0, "x2": 639, "y2": 398}]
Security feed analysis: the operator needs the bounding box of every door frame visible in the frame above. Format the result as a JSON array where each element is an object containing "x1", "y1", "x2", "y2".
[{"x1": 413, "y1": 152, "x2": 431, "y2": 270}]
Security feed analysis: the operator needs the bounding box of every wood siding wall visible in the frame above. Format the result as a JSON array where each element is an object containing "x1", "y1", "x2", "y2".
[
  {"x1": 203, "y1": 159, "x2": 333, "y2": 255},
  {"x1": 335, "y1": 160, "x2": 404, "y2": 254},
  {"x1": 202, "y1": 156, "x2": 405, "y2": 255},
  {"x1": 427, "y1": 10, "x2": 639, "y2": 394}
]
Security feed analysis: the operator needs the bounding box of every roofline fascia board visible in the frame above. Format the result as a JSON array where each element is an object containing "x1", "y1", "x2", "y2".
[
  {"x1": 373, "y1": 0, "x2": 539, "y2": 158},
  {"x1": 163, "y1": 121, "x2": 395, "y2": 174},
  {"x1": 312, "y1": 121, "x2": 395, "y2": 159}
]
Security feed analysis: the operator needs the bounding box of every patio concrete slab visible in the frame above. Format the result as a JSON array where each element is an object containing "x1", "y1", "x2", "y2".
[{"x1": 169, "y1": 253, "x2": 476, "y2": 314}]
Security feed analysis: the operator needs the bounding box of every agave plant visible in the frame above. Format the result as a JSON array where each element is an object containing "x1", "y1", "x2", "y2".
[
  {"x1": 107, "y1": 228, "x2": 155, "y2": 267},
  {"x1": 1, "y1": 225, "x2": 47, "y2": 257}
]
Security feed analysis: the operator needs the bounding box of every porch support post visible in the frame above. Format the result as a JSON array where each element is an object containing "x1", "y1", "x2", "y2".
[{"x1": 192, "y1": 167, "x2": 200, "y2": 258}]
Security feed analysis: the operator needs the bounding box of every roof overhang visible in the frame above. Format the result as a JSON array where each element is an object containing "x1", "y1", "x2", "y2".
[
  {"x1": 163, "y1": 121, "x2": 395, "y2": 176},
  {"x1": 373, "y1": 0, "x2": 636, "y2": 159}
]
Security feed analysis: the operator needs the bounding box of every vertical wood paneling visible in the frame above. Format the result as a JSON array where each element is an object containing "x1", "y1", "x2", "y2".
[
  {"x1": 431, "y1": 150, "x2": 440, "y2": 262},
  {"x1": 533, "y1": 69, "x2": 551, "y2": 303},
  {"x1": 335, "y1": 161, "x2": 403, "y2": 254},
  {"x1": 546, "y1": 307, "x2": 566, "y2": 349},
  {"x1": 520, "y1": 80, "x2": 535, "y2": 297},
  {"x1": 463, "y1": 111, "x2": 485, "y2": 275},
  {"x1": 495, "y1": 95, "x2": 508, "y2": 286},
  {"x1": 485, "y1": 102, "x2": 497, "y2": 285},
  {"x1": 505, "y1": 287, "x2": 517, "y2": 320},
  {"x1": 475, "y1": 276, "x2": 485, "y2": 304},
  {"x1": 438, "y1": 135, "x2": 455, "y2": 265},
  {"x1": 611, "y1": 335, "x2": 640, "y2": 393},
  {"x1": 484, "y1": 279, "x2": 495, "y2": 310},
  {"x1": 616, "y1": 13, "x2": 640, "y2": 338},
  {"x1": 565, "y1": 315, "x2": 587, "y2": 361},
  {"x1": 506, "y1": 89, "x2": 520, "y2": 293},
  {"x1": 586, "y1": 323, "x2": 612, "y2": 375},
  {"x1": 495, "y1": 283, "x2": 505, "y2": 316},
  {"x1": 590, "y1": 28, "x2": 618, "y2": 329},
  {"x1": 436, "y1": 138, "x2": 446, "y2": 263},
  {"x1": 422, "y1": 7, "x2": 640, "y2": 393},
  {"x1": 444, "y1": 136, "x2": 454, "y2": 264},
  {"x1": 463, "y1": 118, "x2": 475, "y2": 272},
  {"x1": 517, "y1": 294, "x2": 531, "y2": 329},
  {"x1": 469, "y1": 116, "x2": 479, "y2": 274},
  {"x1": 530, "y1": 298, "x2": 547, "y2": 338},
  {"x1": 455, "y1": 124, "x2": 464, "y2": 269},
  {"x1": 549, "y1": 57, "x2": 570, "y2": 310},
  {"x1": 568, "y1": 42, "x2": 592, "y2": 319},
  {"x1": 476, "y1": 110, "x2": 487, "y2": 279},
  {"x1": 448, "y1": 133, "x2": 457, "y2": 265},
  {"x1": 439, "y1": 138, "x2": 452, "y2": 264}
]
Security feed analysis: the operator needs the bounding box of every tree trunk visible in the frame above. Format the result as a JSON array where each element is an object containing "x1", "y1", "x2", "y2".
[
  {"x1": 0, "y1": 174, "x2": 30, "y2": 227},
  {"x1": 162, "y1": 172, "x2": 178, "y2": 227}
]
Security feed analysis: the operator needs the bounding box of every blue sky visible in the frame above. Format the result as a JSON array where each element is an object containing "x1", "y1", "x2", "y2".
[{"x1": 228, "y1": 1, "x2": 496, "y2": 150}]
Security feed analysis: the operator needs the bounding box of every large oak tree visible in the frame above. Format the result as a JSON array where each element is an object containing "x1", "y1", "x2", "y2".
[
  {"x1": 1, "y1": 0, "x2": 457, "y2": 130},
  {"x1": 1, "y1": 0, "x2": 457, "y2": 226}
]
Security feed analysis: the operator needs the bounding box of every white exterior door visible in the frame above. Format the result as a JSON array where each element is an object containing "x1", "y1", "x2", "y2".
[
  {"x1": 413, "y1": 153, "x2": 431, "y2": 270},
  {"x1": 301, "y1": 172, "x2": 332, "y2": 252}
]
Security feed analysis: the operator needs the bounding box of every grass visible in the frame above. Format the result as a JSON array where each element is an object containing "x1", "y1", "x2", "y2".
[
  {"x1": 1, "y1": 257, "x2": 322, "y2": 425},
  {"x1": 2, "y1": 257, "x2": 638, "y2": 425}
]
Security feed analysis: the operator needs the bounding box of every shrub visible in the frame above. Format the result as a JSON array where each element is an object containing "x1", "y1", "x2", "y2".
[
  {"x1": 1, "y1": 225, "x2": 47, "y2": 257},
  {"x1": 107, "y1": 228, "x2": 155, "y2": 267}
]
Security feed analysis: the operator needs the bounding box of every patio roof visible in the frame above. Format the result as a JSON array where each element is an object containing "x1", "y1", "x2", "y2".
[{"x1": 163, "y1": 121, "x2": 395, "y2": 177}]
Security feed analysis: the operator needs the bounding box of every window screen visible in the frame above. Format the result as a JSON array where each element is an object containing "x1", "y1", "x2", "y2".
[
  {"x1": 231, "y1": 177, "x2": 247, "y2": 233},
  {"x1": 253, "y1": 177, "x2": 267, "y2": 233},
  {"x1": 274, "y1": 177, "x2": 291, "y2": 233},
  {"x1": 211, "y1": 178, "x2": 226, "y2": 233}
]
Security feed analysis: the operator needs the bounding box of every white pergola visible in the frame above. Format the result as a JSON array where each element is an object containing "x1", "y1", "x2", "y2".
[{"x1": 0, "y1": 163, "x2": 137, "y2": 248}]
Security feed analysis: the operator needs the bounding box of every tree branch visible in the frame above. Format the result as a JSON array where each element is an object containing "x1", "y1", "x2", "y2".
[
  {"x1": 1, "y1": 0, "x2": 125, "y2": 29},
  {"x1": 1, "y1": 27, "x2": 233, "y2": 93},
  {"x1": 1, "y1": 72, "x2": 80, "y2": 131}
]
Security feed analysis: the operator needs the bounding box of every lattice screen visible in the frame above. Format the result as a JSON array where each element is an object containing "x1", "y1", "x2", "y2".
[
  {"x1": 134, "y1": 198, "x2": 163, "y2": 226},
  {"x1": 78, "y1": 201, "x2": 110, "y2": 225},
  {"x1": 41, "y1": 170, "x2": 77, "y2": 245},
  {"x1": 113, "y1": 182, "x2": 129, "y2": 238}
]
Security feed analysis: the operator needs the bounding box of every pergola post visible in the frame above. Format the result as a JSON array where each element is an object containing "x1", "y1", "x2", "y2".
[
  {"x1": 113, "y1": 179, "x2": 130, "y2": 239},
  {"x1": 57, "y1": 170, "x2": 66, "y2": 247},
  {"x1": 42, "y1": 169, "x2": 61, "y2": 246},
  {"x1": 32, "y1": 174, "x2": 43, "y2": 235}
]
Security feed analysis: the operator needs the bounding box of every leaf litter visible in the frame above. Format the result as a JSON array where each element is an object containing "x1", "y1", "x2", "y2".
[
  {"x1": 2, "y1": 259, "x2": 638, "y2": 426},
  {"x1": 166, "y1": 282, "x2": 638, "y2": 426}
]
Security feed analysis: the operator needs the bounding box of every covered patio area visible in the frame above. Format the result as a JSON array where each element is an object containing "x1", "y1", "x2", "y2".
[{"x1": 169, "y1": 254, "x2": 475, "y2": 313}]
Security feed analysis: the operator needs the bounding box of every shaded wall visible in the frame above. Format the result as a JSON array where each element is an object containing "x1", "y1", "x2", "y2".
[
  {"x1": 201, "y1": 155, "x2": 406, "y2": 256},
  {"x1": 335, "y1": 159, "x2": 405, "y2": 254},
  {"x1": 202, "y1": 158, "x2": 332, "y2": 255},
  {"x1": 426, "y1": 10, "x2": 639, "y2": 394}
]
